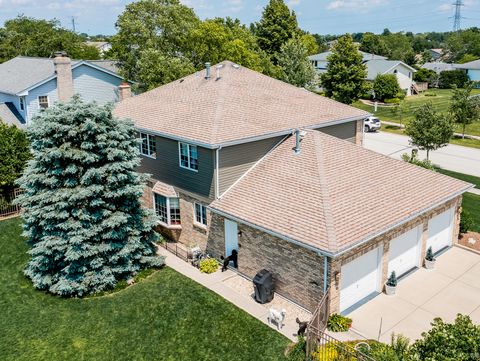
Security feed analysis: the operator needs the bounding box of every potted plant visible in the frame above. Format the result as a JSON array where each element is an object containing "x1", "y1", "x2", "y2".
[
  {"x1": 425, "y1": 247, "x2": 436, "y2": 269},
  {"x1": 385, "y1": 271, "x2": 397, "y2": 295}
]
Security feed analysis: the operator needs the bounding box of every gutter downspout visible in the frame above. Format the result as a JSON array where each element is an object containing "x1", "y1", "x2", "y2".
[
  {"x1": 323, "y1": 256, "x2": 328, "y2": 294},
  {"x1": 215, "y1": 147, "x2": 221, "y2": 199}
]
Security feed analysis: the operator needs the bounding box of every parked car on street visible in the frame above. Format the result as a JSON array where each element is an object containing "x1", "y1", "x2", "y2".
[{"x1": 364, "y1": 116, "x2": 381, "y2": 132}]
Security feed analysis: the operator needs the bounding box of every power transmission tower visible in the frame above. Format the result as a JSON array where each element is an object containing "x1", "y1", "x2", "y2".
[
  {"x1": 71, "y1": 17, "x2": 76, "y2": 33},
  {"x1": 452, "y1": 0, "x2": 464, "y2": 31}
]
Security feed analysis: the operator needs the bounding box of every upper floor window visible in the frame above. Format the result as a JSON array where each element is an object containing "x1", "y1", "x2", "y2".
[
  {"x1": 19, "y1": 97, "x2": 25, "y2": 111},
  {"x1": 38, "y1": 96, "x2": 49, "y2": 109},
  {"x1": 179, "y1": 142, "x2": 198, "y2": 171},
  {"x1": 393, "y1": 69, "x2": 398, "y2": 74},
  {"x1": 139, "y1": 132, "x2": 156, "y2": 158},
  {"x1": 154, "y1": 194, "x2": 181, "y2": 226},
  {"x1": 194, "y1": 203, "x2": 207, "y2": 227}
]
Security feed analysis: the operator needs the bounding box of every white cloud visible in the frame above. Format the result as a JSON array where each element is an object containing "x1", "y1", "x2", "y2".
[
  {"x1": 438, "y1": 3, "x2": 451, "y2": 12},
  {"x1": 224, "y1": 0, "x2": 243, "y2": 13},
  {"x1": 287, "y1": 0, "x2": 301, "y2": 6},
  {"x1": 327, "y1": 0, "x2": 387, "y2": 10}
]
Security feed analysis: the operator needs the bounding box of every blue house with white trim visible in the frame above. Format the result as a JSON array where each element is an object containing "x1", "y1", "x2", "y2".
[
  {"x1": 0, "y1": 53, "x2": 127, "y2": 127},
  {"x1": 456, "y1": 59, "x2": 480, "y2": 87}
]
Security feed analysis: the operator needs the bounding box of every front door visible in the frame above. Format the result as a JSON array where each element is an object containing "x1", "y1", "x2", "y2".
[{"x1": 224, "y1": 219, "x2": 238, "y2": 264}]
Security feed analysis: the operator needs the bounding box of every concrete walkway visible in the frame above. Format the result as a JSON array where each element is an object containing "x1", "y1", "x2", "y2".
[
  {"x1": 347, "y1": 247, "x2": 480, "y2": 343},
  {"x1": 364, "y1": 131, "x2": 480, "y2": 177},
  {"x1": 157, "y1": 247, "x2": 309, "y2": 341}
]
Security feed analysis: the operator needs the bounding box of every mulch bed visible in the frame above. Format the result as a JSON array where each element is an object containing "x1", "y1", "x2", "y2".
[{"x1": 459, "y1": 232, "x2": 480, "y2": 252}]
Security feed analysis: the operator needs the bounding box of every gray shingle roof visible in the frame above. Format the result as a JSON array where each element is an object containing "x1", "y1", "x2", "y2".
[
  {"x1": 0, "y1": 102, "x2": 25, "y2": 127},
  {"x1": 422, "y1": 62, "x2": 458, "y2": 73},
  {"x1": 308, "y1": 51, "x2": 387, "y2": 62},
  {"x1": 456, "y1": 59, "x2": 480, "y2": 70},
  {"x1": 0, "y1": 56, "x2": 121, "y2": 95}
]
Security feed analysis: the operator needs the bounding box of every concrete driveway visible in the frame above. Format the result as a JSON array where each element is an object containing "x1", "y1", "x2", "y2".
[
  {"x1": 363, "y1": 131, "x2": 480, "y2": 177},
  {"x1": 348, "y1": 247, "x2": 480, "y2": 343}
]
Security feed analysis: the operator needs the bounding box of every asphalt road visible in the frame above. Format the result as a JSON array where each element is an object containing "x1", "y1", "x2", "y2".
[{"x1": 363, "y1": 131, "x2": 480, "y2": 178}]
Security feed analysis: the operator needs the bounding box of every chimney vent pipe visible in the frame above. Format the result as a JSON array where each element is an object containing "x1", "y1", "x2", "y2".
[{"x1": 205, "y1": 62, "x2": 211, "y2": 79}]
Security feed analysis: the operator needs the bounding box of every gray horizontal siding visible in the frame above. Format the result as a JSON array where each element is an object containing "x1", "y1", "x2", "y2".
[
  {"x1": 317, "y1": 121, "x2": 357, "y2": 143},
  {"x1": 219, "y1": 136, "x2": 284, "y2": 195},
  {"x1": 138, "y1": 136, "x2": 216, "y2": 200}
]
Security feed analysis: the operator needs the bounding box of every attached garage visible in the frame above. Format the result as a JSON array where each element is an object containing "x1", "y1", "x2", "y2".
[
  {"x1": 427, "y1": 208, "x2": 454, "y2": 255},
  {"x1": 388, "y1": 226, "x2": 422, "y2": 278},
  {"x1": 340, "y1": 246, "x2": 383, "y2": 313}
]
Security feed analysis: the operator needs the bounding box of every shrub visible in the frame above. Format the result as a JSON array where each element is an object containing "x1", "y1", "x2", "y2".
[
  {"x1": 411, "y1": 314, "x2": 480, "y2": 360},
  {"x1": 199, "y1": 258, "x2": 219, "y2": 274},
  {"x1": 424, "y1": 92, "x2": 437, "y2": 97},
  {"x1": 286, "y1": 336, "x2": 306, "y2": 361},
  {"x1": 386, "y1": 271, "x2": 397, "y2": 287},
  {"x1": 327, "y1": 313, "x2": 352, "y2": 332},
  {"x1": 414, "y1": 68, "x2": 437, "y2": 83},
  {"x1": 438, "y1": 70, "x2": 469, "y2": 89},
  {"x1": 401, "y1": 153, "x2": 436, "y2": 171},
  {"x1": 425, "y1": 247, "x2": 435, "y2": 262},
  {"x1": 373, "y1": 74, "x2": 402, "y2": 101},
  {"x1": 460, "y1": 208, "x2": 473, "y2": 234},
  {"x1": 384, "y1": 97, "x2": 401, "y2": 104}
]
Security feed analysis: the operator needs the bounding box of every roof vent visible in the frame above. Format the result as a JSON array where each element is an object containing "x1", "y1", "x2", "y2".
[
  {"x1": 205, "y1": 62, "x2": 211, "y2": 79},
  {"x1": 232, "y1": 63, "x2": 240, "y2": 69},
  {"x1": 216, "y1": 64, "x2": 224, "y2": 80},
  {"x1": 293, "y1": 129, "x2": 307, "y2": 155}
]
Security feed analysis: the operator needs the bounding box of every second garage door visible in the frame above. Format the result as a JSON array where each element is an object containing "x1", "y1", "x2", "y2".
[
  {"x1": 388, "y1": 226, "x2": 422, "y2": 278},
  {"x1": 427, "y1": 208, "x2": 454, "y2": 255},
  {"x1": 340, "y1": 246, "x2": 383, "y2": 313}
]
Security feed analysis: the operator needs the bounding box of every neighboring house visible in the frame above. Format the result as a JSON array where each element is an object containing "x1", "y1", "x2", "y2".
[
  {"x1": 422, "y1": 62, "x2": 458, "y2": 74},
  {"x1": 85, "y1": 41, "x2": 112, "y2": 55},
  {"x1": 428, "y1": 48, "x2": 444, "y2": 62},
  {"x1": 456, "y1": 59, "x2": 480, "y2": 87},
  {"x1": 113, "y1": 61, "x2": 472, "y2": 315},
  {"x1": 0, "y1": 53, "x2": 126, "y2": 127},
  {"x1": 308, "y1": 51, "x2": 416, "y2": 96}
]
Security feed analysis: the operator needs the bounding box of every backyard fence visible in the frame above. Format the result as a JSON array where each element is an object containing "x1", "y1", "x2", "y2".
[
  {"x1": 305, "y1": 288, "x2": 375, "y2": 361},
  {"x1": 0, "y1": 188, "x2": 22, "y2": 219}
]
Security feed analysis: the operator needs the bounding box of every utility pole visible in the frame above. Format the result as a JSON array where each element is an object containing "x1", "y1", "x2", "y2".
[
  {"x1": 453, "y1": 0, "x2": 464, "y2": 31},
  {"x1": 71, "y1": 17, "x2": 76, "y2": 33}
]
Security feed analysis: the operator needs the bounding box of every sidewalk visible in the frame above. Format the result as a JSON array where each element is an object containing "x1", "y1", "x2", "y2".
[{"x1": 157, "y1": 247, "x2": 309, "y2": 341}]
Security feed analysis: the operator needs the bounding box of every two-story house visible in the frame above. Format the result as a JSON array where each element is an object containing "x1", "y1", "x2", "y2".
[
  {"x1": 309, "y1": 51, "x2": 417, "y2": 96},
  {"x1": 114, "y1": 61, "x2": 471, "y2": 315},
  {"x1": 0, "y1": 52, "x2": 128, "y2": 128}
]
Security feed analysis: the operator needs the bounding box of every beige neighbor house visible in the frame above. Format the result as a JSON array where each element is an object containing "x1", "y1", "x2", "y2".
[{"x1": 114, "y1": 61, "x2": 472, "y2": 315}]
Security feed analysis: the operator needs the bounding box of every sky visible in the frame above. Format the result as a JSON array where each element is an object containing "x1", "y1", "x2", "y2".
[{"x1": 0, "y1": 0, "x2": 479, "y2": 36}]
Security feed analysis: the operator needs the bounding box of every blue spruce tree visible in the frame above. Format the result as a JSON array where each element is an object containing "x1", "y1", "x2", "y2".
[{"x1": 16, "y1": 96, "x2": 164, "y2": 296}]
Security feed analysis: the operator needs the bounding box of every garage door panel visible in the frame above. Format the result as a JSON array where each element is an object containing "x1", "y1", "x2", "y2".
[
  {"x1": 340, "y1": 247, "x2": 382, "y2": 312},
  {"x1": 388, "y1": 226, "x2": 421, "y2": 278},
  {"x1": 427, "y1": 208, "x2": 454, "y2": 254}
]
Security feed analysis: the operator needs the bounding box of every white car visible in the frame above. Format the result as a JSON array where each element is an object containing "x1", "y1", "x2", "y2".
[{"x1": 364, "y1": 116, "x2": 381, "y2": 132}]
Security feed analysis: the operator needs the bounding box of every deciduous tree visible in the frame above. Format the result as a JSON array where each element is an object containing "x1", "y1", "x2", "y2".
[
  {"x1": 0, "y1": 121, "x2": 30, "y2": 187},
  {"x1": 276, "y1": 36, "x2": 316, "y2": 88},
  {"x1": 320, "y1": 34, "x2": 367, "y2": 104},
  {"x1": 372, "y1": 74, "x2": 401, "y2": 101},
  {"x1": 16, "y1": 96, "x2": 164, "y2": 297},
  {"x1": 449, "y1": 83, "x2": 480, "y2": 138},
  {"x1": 405, "y1": 103, "x2": 454, "y2": 160}
]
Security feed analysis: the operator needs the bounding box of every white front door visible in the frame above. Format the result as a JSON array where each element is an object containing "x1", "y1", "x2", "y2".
[
  {"x1": 224, "y1": 219, "x2": 238, "y2": 259},
  {"x1": 340, "y1": 246, "x2": 383, "y2": 313},
  {"x1": 388, "y1": 226, "x2": 422, "y2": 278},
  {"x1": 427, "y1": 208, "x2": 454, "y2": 254}
]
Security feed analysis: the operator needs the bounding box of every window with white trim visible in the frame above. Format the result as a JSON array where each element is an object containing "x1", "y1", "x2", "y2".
[
  {"x1": 38, "y1": 96, "x2": 49, "y2": 109},
  {"x1": 179, "y1": 142, "x2": 198, "y2": 171},
  {"x1": 139, "y1": 132, "x2": 156, "y2": 158},
  {"x1": 154, "y1": 194, "x2": 181, "y2": 226},
  {"x1": 194, "y1": 203, "x2": 207, "y2": 226}
]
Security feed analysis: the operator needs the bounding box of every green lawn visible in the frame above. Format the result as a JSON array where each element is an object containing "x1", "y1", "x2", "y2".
[
  {"x1": 436, "y1": 168, "x2": 480, "y2": 189},
  {"x1": 0, "y1": 218, "x2": 289, "y2": 361},
  {"x1": 354, "y1": 88, "x2": 480, "y2": 137}
]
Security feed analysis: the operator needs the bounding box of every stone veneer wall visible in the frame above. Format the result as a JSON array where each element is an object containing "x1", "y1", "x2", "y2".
[
  {"x1": 328, "y1": 196, "x2": 463, "y2": 313},
  {"x1": 207, "y1": 213, "x2": 327, "y2": 311},
  {"x1": 141, "y1": 180, "x2": 212, "y2": 249}
]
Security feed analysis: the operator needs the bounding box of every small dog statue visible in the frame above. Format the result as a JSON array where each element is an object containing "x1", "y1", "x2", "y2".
[
  {"x1": 220, "y1": 249, "x2": 238, "y2": 271},
  {"x1": 268, "y1": 308, "x2": 287, "y2": 330},
  {"x1": 296, "y1": 317, "x2": 308, "y2": 336}
]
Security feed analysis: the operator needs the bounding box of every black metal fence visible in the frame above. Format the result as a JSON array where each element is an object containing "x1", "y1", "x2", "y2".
[
  {"x1": 159, "y1": 241, "x2": 189, "y2": 261},
  {"x1": 0, "y1": 188, "x2": 22, "y2": 219}
]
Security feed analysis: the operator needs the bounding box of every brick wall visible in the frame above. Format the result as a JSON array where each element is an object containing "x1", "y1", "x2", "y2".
[
  {"x1": 207, "y1": 213, "x2": 326, "y2": 311},
  {"x1": 328, "y1": 196, "x2": 462, "y2": 313}
]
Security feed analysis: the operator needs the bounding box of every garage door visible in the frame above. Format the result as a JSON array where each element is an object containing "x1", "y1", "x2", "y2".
[
  {"x1": 388, "y1": 226, "x2": 421, "y2": 278},
  {"x1": 340, "y1": 246, "x2": 383, "y2": 313},
  {"x1": 427, "y1": 208, "x2": 454, "y2": 255}
]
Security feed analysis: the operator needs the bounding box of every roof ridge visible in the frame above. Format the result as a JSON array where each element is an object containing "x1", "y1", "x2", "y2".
[
  {"x1": 312, "y1": 132, "x2": 338, "y2": 252},
  {"x1": 211, "y1": 63, "x2": 231, "y2": 144}
]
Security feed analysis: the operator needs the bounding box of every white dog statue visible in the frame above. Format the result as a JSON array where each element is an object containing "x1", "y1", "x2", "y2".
[{"x1": 267, "y1": 308, "x2": 287, "y2": 330}]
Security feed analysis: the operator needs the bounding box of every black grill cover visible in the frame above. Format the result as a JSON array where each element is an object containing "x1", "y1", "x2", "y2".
[{"x1": 253, "y1": 269, "x2": 274, "y2": 304}]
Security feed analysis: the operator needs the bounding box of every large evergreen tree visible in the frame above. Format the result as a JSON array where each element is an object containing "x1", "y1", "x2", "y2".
[
  {"x1": 321, "y1": 34, "x2": 367, "y2": 104},
  {"x1": 254, "y1": 0, "x2": 299, "y2": 57},
  {"x1": 16, "y1": 96, "x2": 163, "y2": 297}
]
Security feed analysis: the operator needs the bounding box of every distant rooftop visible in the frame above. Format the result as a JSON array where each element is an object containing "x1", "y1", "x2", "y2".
[{"x1": 308, "y1": 51, "x2": 388, "y2": 63}]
